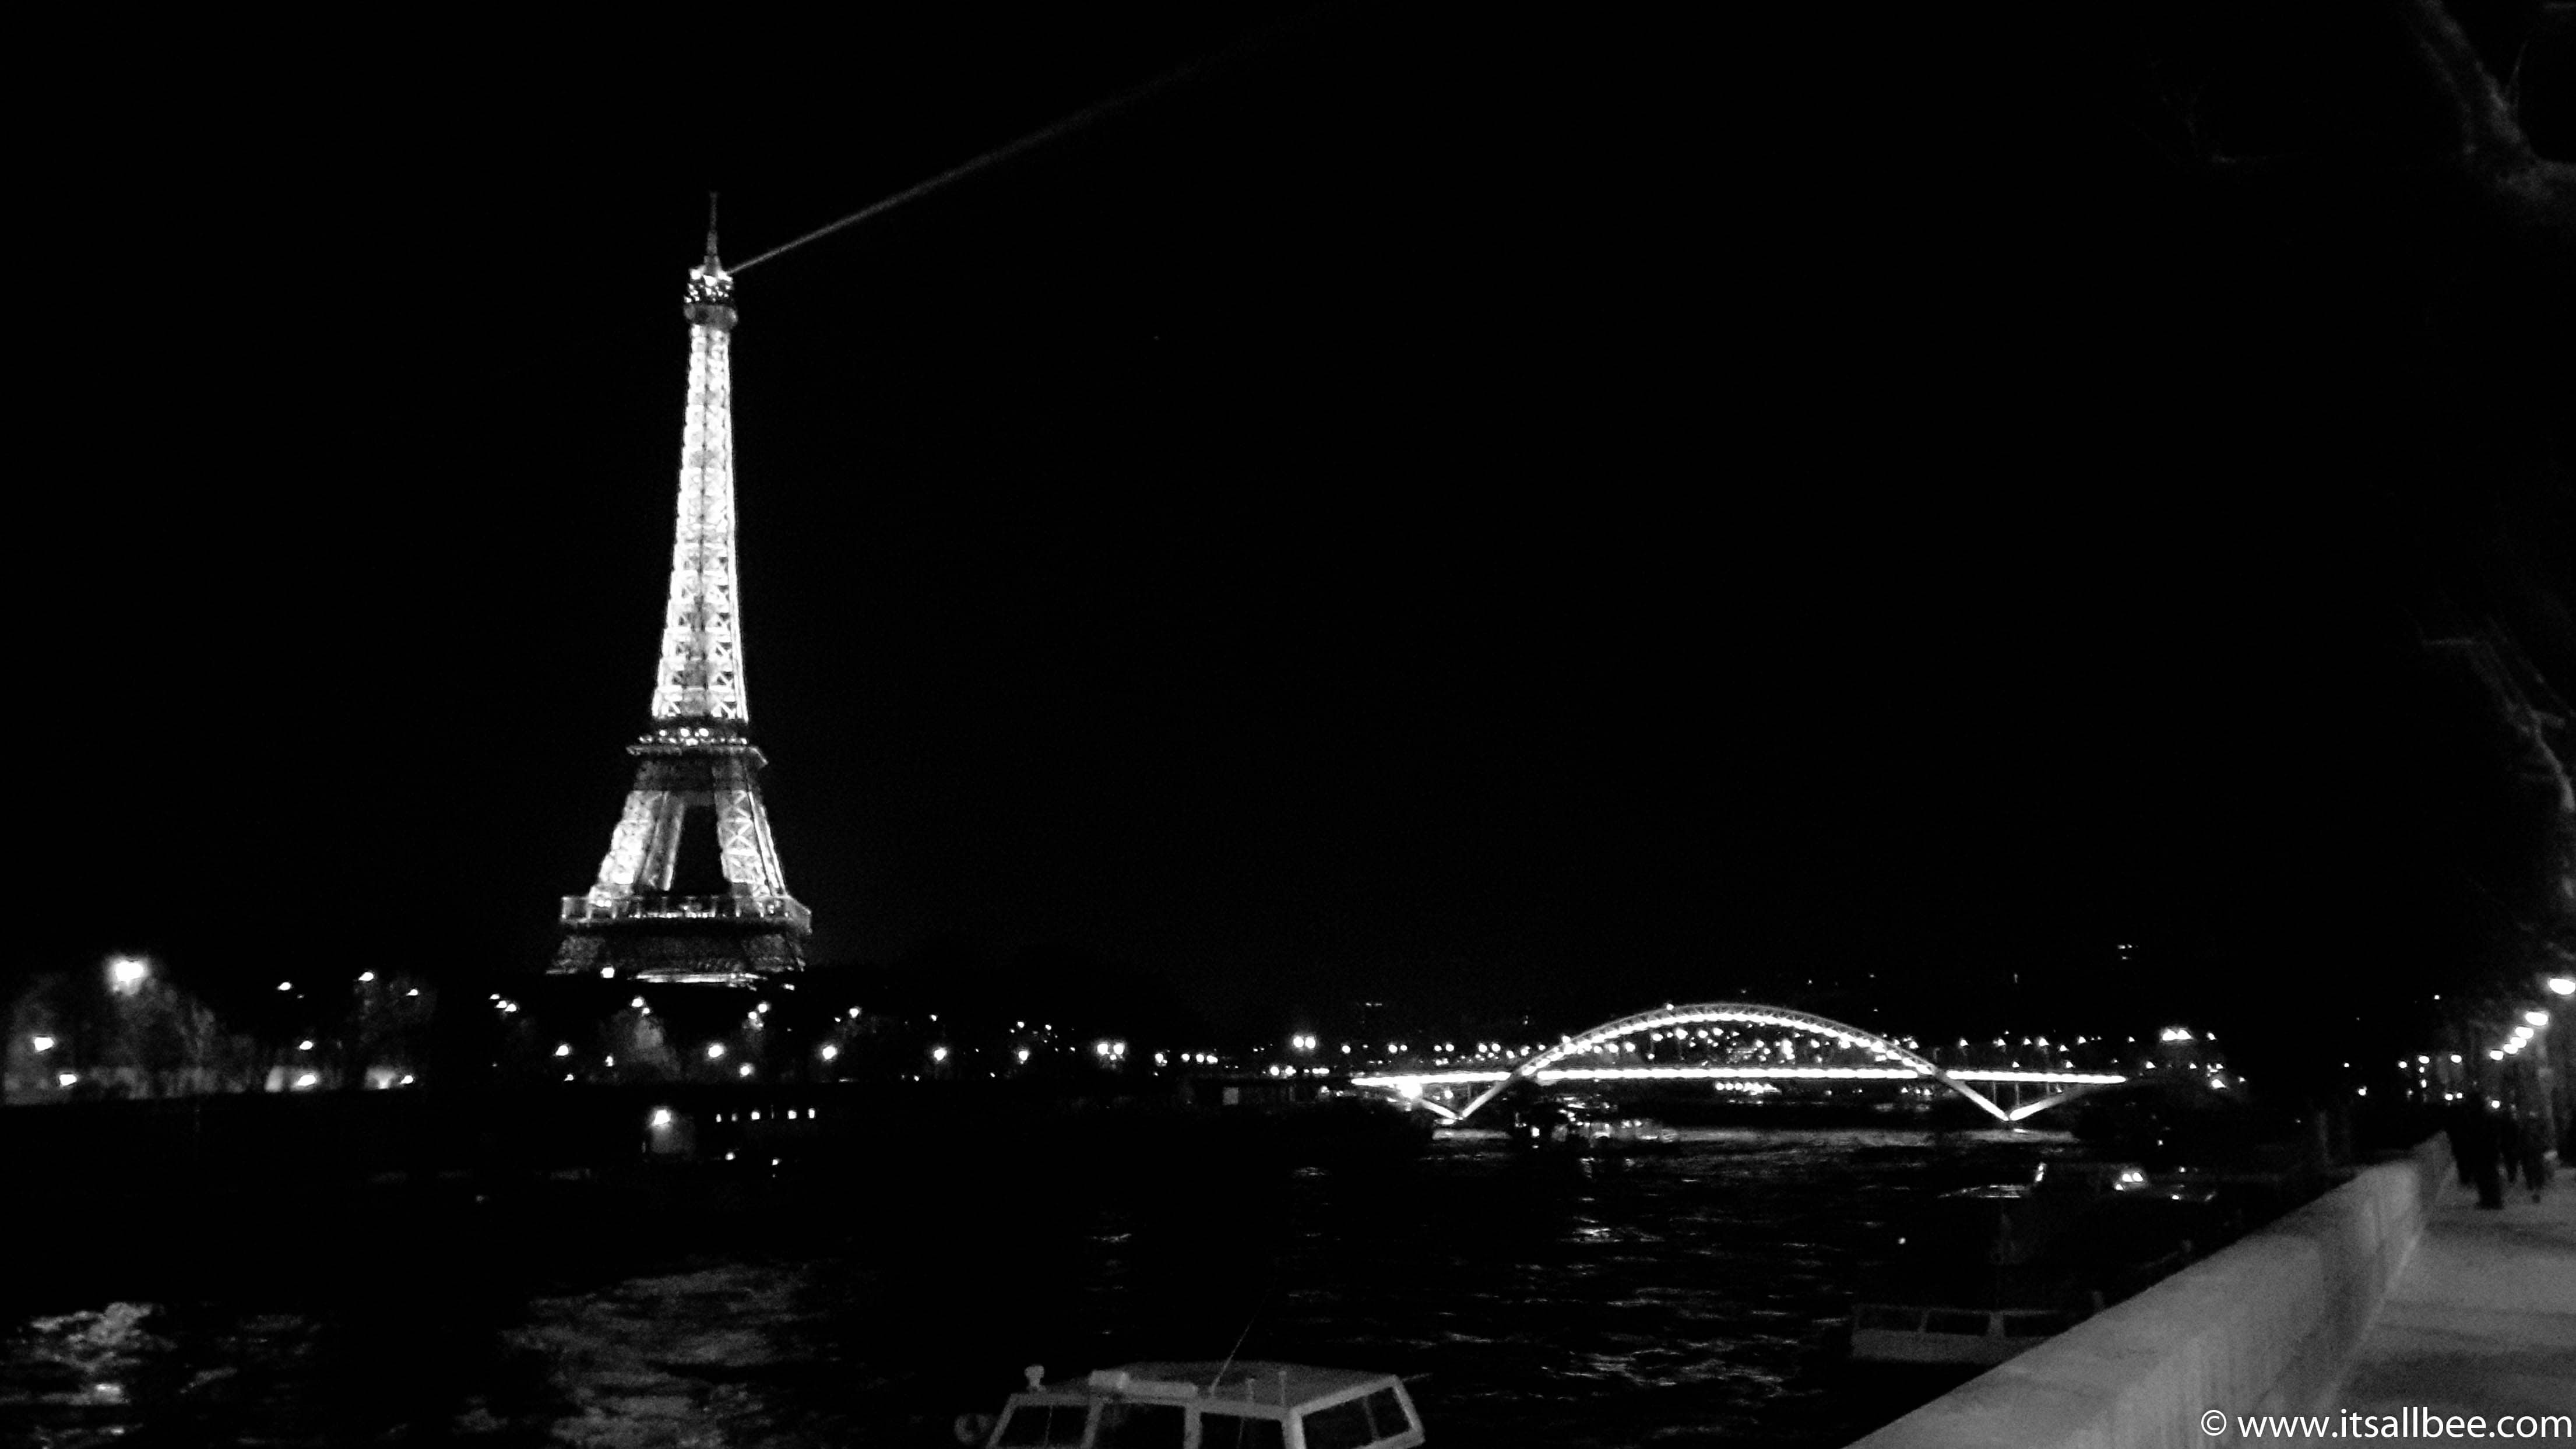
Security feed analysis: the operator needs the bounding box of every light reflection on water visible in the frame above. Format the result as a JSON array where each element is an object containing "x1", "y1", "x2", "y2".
[{"x1": 0, "y1": 1126, "x2": 2064, "y2": 1448}]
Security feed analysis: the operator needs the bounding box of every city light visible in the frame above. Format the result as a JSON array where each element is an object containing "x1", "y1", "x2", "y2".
[
  {"x1": 109, "y1": 958, "x2": 149, "y2": 993},
  {"x1": 31, "y1": 1035, "x2": 54, "y2": 1053},
  {"x1": 631, "y1": 996, "x2": 647, "y2": 1010},
  {"x1": 706, "y1": 1043, "x2": 726, "y2": 1060},
  {"x1": 554, "y1": 1043, "x2": 572, "y2": 1057},
  {"x1": 1016, "y1": 1047, "x2": 1031, "y2": 1063},
  {"x1": 931, "y1": 1046, "x2": 949, "y2": 1063},
  {"x1": 298, "y1": 1040, "x2": 314, "y2": 1051},
  {"x1": 294, "y1": 1072, "x2": 318, "y2": 1089},
  {"x1": 58, "y1": 1072, "x2": 78, "y2": 1088},
  {"x1": 736, "y1": 1063, "x2": 753, "y2": 1078},
  {"x1": 819, "y1": 1044, "x2": 840, "y2": 1061},
  {"x1": 357, "y1": 971, "x2": 375, "y2": 983},
  {"x1": 276, "y1": 981, "x2": 293, "y2": 992}
]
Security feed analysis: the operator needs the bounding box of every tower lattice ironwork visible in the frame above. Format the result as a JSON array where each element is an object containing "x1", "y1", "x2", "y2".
[{"x1": 552, "y1": 219, "x2": 811, "y2": 985}]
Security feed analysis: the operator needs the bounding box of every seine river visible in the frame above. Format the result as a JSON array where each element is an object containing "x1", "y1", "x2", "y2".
[{"x1": 2, "y1": 1126, "x2": 2080, "y2": 1448}]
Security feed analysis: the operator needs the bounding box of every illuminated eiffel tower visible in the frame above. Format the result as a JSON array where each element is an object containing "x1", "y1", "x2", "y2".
[{"x1": 552, "y1": 217, "x2": 810, "y2": 985}]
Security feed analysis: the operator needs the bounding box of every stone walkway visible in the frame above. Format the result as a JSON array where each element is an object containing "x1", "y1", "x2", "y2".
[{"x1": 2326, "y1": 1167, "x2": 2576, "y2": 1429}]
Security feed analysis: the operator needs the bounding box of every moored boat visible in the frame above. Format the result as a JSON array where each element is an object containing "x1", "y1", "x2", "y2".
[
  {"x1": 969, "y1": 1361, "x2": 1425, "y2": 1448},
  {"x1": 1849, "y1": 1158, "x2": 2217, "y2": 1366}
]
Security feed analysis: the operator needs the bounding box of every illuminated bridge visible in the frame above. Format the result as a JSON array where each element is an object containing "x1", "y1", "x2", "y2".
[{"x1": 1345, "y1": 1003, "x2": 2128, "y2": 1126}]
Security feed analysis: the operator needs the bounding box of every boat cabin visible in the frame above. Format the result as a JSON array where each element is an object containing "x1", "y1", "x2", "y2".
[{"x1": 987, "y1": 1362, "x2": 1424, "y2": 1449}]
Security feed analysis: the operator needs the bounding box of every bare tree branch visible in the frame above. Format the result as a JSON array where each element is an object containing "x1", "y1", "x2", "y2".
[{"x1": 2393, "y1": 0, "x2": 2576, "y2": 251}]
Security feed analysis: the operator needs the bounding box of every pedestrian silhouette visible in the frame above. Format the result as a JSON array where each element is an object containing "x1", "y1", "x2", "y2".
[
  {"x1": 2445, "y1": 1106, "x2": 2478, "y2": 1186},
  {"x1": 2515, "y1": 1113, "x2": 2550, "y2": 1202},
  {"x1": 2454, "y1": 1102, "x2": 2504, "y2": 1209}
]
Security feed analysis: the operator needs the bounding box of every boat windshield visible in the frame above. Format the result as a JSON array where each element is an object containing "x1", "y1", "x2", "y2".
[
  {"x1": 1096, "y1": 1401, "x2": 1185, "y2": 1448},
  {"x1": 997, "y1": 1402, "x2": 1092, "y2": 1446},
  {"x1": 1199, "y1": 1411, "x2": 1286, "y2": 1449},
  {"x1": 1300, "y1": 1387, "x2": 1413, "y2": 1449}
]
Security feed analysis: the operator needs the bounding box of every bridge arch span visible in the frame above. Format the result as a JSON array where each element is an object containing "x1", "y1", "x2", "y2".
[{"x1": 1452, "y1": 1003, "x2": 2011, "y2": 1124}]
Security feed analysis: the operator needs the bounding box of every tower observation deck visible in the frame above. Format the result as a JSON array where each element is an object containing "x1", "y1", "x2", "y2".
[{"x1": 551, "y1": 221, "x2": 811, "y2": 986}]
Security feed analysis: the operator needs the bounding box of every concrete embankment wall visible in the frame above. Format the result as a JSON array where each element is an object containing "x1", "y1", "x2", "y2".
[{"x1": 1851, "y1": 1137, "x2": 2451, "y2": 1449}]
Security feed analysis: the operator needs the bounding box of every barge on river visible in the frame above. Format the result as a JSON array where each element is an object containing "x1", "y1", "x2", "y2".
[
  {"x1": 1850, "y1": 1159, "x2": 2221, "y2": 1366},
  {"x1": 977, "y1": 1362, "x2": 1424, "y2": 1449}
]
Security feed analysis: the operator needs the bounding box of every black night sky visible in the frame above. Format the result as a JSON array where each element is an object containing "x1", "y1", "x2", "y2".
[{"x1": 22, "y1": 6, "x2": 2575, "y2": 1074}]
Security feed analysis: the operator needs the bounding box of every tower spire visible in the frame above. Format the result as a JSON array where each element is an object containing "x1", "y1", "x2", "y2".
[
  {"x1": 553, "y1": 223, "x2": 810, "y2": 986},
  {"x1": 660, "y1": 223, "x2": 743, "y2": 720}
]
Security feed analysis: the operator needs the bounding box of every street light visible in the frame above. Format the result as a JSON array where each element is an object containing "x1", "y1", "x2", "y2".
[
  {"x1": 108, "y1": 958, "x2": 149, "y2": 993},
  {"x1": 2549, "y1": 976, "x2": 2575, "y2": 997},
  {"x1": 2525, "y1": 1010, "x2": 2550, "y2": 1028}
]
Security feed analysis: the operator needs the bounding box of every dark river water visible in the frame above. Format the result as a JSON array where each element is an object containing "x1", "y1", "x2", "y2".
[{"x1": 2, "y1": 1126, "x2": 2081, "y2": 1448}]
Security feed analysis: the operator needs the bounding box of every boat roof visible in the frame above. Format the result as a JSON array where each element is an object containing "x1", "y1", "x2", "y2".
[{"x1": 1029, "y1": 1362, "x2": 1393, "y2": 1409}]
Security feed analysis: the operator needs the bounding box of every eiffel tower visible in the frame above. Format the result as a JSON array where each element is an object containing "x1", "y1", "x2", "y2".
[{"x1": 553, "y1": 216, "x2": 810, "y2": 985}]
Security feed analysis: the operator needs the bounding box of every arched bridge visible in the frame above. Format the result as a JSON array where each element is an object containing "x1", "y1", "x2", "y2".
[{"x1": 1346, "y1": 1003, "x2": 2126, "y2": 1126}]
